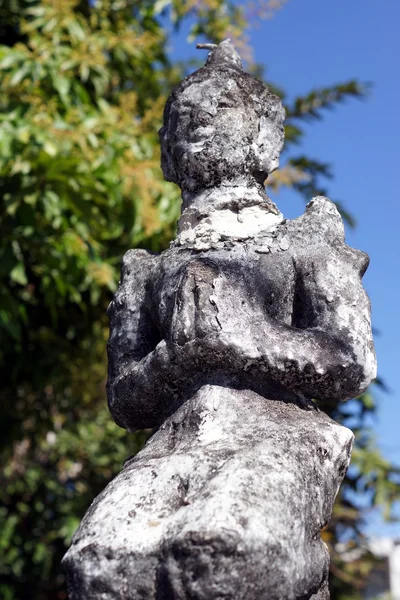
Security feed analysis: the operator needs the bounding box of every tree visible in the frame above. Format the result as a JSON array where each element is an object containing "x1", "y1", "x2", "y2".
[{"x1": 0, "y1": 1, "x2": 398, "y2": 598}]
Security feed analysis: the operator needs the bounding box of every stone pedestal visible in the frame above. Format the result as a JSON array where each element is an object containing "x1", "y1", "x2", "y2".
[{"x1": 63, "y1": 386, "x2": 353, "y2": 600}]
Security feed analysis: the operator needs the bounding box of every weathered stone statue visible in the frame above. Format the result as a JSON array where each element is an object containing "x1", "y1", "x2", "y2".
[{"x1": 63, "y1": 41, "x2": 376, "y2": 600}]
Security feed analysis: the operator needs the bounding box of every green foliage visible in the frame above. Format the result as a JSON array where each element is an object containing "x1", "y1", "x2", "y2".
[
  {"x1": 322, "y1": 382, "x2": 400, "y2": 598},
  {"x1": 0, "y1": 2, "x2": 398, "y2": 599}
]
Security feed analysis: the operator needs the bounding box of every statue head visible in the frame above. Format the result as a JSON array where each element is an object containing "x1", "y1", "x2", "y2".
[{"x1": 159, "y1": 40, "x2": 285, "y2": 195}]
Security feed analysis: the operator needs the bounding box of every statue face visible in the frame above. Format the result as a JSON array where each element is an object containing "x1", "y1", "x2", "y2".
[{"x1": 160, "y1": 74, "x2": 285, "y2": 192}]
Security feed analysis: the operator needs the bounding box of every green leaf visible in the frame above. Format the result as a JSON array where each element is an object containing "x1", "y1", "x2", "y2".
[
  {"x1": 10, "y1": 263, "x2": 28, "y2": 286},
  {"x1": 10, "y1": 65, "x2": 31, "y2": 86},
  {"x1": 0, "y1": 53, "x2": 20, "y2": 69},
  {"x1": 53, "y1": 74, "x2": 71, "y2": 104}
]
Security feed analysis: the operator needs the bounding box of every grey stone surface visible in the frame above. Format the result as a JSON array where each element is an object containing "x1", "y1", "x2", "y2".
[
  {"x1": 104, "y1": 195, "x2": 375, "y2": 434},
  {"x1": 159, "y1": 39, "x2": 284, "y2": 215},
  {"x1": 62, "y1": 40, "x2": 376, "y2": 599},
  {"x1": 63, "y1": 386, "x2": 352, "y2": 600}
]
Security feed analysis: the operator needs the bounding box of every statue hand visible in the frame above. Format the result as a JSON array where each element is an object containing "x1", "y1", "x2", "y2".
[{"x1": 170, "y1": 259, "x2": 220, "y2": 347}]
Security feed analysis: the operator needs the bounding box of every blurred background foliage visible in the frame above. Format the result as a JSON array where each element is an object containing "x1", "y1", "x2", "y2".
[{"x1": 0, "y1": 1, "x2": 399, "y2": 599}]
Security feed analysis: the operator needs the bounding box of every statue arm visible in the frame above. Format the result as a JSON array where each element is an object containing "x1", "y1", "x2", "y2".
[
  {"x1": 216, "y1": 246, "x2": 376, "y2": 402},
  {"x1": 106, "y1": 249, "x2": 170, "y2": 431},
  {"x1": 151, "y1": 246, "x2": 376, "y2": 404},
  {"x1": 107, "y1": 251, "x2": 210, "y2": 431},
  {"x1": 289, "y1": 247, "x2": 376, "y2": 401},
  {"x1": 198, "y1": 198, "x2": 377, "y2": 403}
]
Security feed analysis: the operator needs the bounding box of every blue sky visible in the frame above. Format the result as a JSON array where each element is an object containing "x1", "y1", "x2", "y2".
[{"x1": 169, "y1": 0, "x2": 400, "y2": 536}]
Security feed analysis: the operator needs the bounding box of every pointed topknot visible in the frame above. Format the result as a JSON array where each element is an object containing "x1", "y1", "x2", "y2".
[{"x1": 196, "y1": 39, "x2": 243, "y2": 70}]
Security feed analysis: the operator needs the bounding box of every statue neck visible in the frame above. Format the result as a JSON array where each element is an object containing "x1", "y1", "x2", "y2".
[
  {"x1": 181, "y1": 180, "x2": 278, "y2": 214},
  {"x1": 174, "y1": 181, "x2": 283, "y2": 249}
]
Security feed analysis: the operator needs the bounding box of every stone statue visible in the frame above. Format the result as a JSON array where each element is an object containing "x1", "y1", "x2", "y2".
[{"x1": 63, "y1": 40, "x2": 376, "y2": 600}]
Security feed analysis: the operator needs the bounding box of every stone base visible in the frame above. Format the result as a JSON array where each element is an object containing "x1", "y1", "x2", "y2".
[{"x1": 62, "y1": 386, "x2": 353, "y2": 600}]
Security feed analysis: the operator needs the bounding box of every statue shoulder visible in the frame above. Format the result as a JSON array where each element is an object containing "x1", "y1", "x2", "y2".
[
  {"x1": 287, "y1": 196, "x2": 345, "y2": 247},
  {"x1": 286, "y1": 197, "x2": 370, "y2": 276}
]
